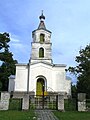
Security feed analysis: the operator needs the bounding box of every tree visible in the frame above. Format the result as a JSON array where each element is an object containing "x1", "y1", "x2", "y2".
[
  {"x1": 67, "y1": 44, "x2": 90, "y2": 98},
  {"x1": 71, "y1": 84, "x2": 77, "y2": 98},
  {"x1": 0, "y1": 32, "x2": 17, "y2": 91}
]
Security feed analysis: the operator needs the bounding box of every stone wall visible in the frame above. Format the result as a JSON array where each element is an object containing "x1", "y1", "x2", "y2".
[
  {"x1": 58, "y1": 93, "x2": 64, "y2": 111},
  {"x1": 0, "y1": 92, "x2": 10, "y2": 110},
  {"x1": 78, "y1": 93, "x2": 86, "y2": 111},
  {"x1": 22, "y1": 94, "x2": 29, "y2": 110},
  {"x1": 0, "y1": 92, "x2": 65, "y2": 111}
]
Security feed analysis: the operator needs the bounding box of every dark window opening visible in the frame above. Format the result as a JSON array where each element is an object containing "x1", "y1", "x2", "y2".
[
  {"x1": 40, "y1": 34, "x2": 45, "y2": 43},
  {"x1": 39, "y1": 48, "x2": 44, "y2": 58}
]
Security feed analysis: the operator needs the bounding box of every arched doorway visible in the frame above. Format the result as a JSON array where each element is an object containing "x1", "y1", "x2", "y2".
[{"x1": 36, "y1": 76, "x2": 47, "y2": 96}]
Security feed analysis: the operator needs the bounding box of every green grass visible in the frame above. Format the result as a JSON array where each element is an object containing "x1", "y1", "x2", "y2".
[
  {"x1": 0, "y1": 110, "x2": 36, "y2": 120},
  {"x1": 53, "y1": 111, "x2": 90, "y2": 120}
]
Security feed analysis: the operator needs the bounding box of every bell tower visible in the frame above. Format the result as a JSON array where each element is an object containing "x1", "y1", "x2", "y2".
[{"x1": 30, "y1": 11, "x2": 52, "y2": 64}]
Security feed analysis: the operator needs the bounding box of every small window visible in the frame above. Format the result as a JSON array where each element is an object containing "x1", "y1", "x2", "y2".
[
  {"x1": 39, "y1": 48, "x2": 44, "y2": 58},
  {"x1": 40, "y1": 34, "x2": 45, "y2": 43}
]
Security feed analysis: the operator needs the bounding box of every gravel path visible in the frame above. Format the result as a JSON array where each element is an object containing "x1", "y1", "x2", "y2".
[{"x1": 35, "y1": 110, "x2": 59, "y2": 120}]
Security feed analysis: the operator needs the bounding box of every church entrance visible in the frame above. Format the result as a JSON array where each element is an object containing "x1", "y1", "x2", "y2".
[
  {"x1": 29, "y1": 77, "x2": 58, "y2": 110},
  {"x1": 36, "y1": 78, "x2": 45, "y2": 96}
]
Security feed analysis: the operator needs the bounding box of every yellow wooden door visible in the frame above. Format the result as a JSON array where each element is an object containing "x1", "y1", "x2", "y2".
[{"x1": 36, "y1": 79, "x2": 44, "y2": 95}]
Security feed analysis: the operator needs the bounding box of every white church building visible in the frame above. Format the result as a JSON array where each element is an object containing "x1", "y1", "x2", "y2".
[{"x1": 8, "y1": 13, "x2": 71, "y2": 96}]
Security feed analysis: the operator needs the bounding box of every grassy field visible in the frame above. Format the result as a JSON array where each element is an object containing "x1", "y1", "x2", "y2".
[
  {"x1": 53, "y1": 111, "x2": 90, "y2": 120},
  {"x1": 0, "y1": 110, "x2": 90, "y2": 120},
  {"x1": 0, "y1": 110, "x2": 36, "y2": 120}
]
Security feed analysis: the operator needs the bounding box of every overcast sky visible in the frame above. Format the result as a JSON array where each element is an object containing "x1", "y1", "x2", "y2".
[{"x1": 0, "y1": 0, "x2": 90, "y2": 84}]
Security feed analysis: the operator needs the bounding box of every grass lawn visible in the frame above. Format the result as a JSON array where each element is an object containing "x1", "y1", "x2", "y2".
[
  {"x1": 53, "y1": 111, "x2": 90, "y2": 120},
  {"x1": 0, "y1": 110, "x2": 36, "y2": 120}
]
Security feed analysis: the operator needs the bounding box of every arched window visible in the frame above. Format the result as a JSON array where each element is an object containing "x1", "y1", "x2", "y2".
[
  {"x1": 40, "y1": 34, "x2": 45, "y2": 43},
  {"x1": 39, "y1": 48, "x2": 44, "y2": 58}
]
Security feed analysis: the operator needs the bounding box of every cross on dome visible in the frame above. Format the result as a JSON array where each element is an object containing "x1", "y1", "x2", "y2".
[
  {"x1": 38, "y1": 10, "x2": 46, "y2": 29},
  {"x1": 39, "y1": 10, "x2": 45, "y2": 21}
]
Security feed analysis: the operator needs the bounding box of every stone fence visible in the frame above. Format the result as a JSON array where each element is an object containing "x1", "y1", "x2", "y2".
[
  {"x1": 0, "y1": 92, "x2": 88, "y2": 111},
  {"x1": 78, "y1": 93, "x2": 86, "y2": 111},
  {"x1": 0, "y1": 92, "x2": 10, "y2": 110},
  {"x1": 0, "y1": 92, "x2": 65, "y2": 111}
]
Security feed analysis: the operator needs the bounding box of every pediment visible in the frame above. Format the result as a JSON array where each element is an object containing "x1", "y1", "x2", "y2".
[{"x1": 30, "y1": 61, "x2": 52, "y2": 69}]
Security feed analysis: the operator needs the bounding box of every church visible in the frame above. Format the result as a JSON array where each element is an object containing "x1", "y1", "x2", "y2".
[{"x1": 8, "y1": 12, "x2": 71, "y2": 97}]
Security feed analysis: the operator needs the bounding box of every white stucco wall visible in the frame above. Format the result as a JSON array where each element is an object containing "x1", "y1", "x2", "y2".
[
  {"x1": 64, "y1": 79, "x2": 71, "y2": 95},
  {"x1": 9, "y1": 62, "x2": 71, "y2": 96},
  {"x1": 14, "y1": 64, "x2": 28, "y2": 92},
  {"x1": 29, "y1": 62, "x2": 67, "y2": 94},
  {"x1": 29, "y1": 63, "x2": 52, "y2": 93},
  {"x1": 52, "y1": 66, "x2": 66, "y2": 92},
  {"x1": 15, "y1": 63, "x2": 69, "y2": 92}
]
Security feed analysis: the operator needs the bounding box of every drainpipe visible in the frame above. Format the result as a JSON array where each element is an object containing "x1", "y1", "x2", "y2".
[{"x1": 27, "y1": 60, "x2": 30, "y2": 94}]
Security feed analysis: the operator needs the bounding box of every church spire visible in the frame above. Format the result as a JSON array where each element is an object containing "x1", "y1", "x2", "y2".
[{"x1": 38, "y1": 11, "x2": 46, "y2": 29}]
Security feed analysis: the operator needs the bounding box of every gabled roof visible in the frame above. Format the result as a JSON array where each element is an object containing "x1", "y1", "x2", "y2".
[
  {"x1": 31, "y1": 61, "x2": 53, "y2": 66},
  {"x1": 9, "y1": 75, "x2": 15, "y2": 79}
]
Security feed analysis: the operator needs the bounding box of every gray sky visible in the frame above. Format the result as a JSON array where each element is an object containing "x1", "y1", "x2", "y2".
[{"x1": 0, "y1": 0, "x2": 90, "y2": 84}]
